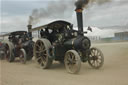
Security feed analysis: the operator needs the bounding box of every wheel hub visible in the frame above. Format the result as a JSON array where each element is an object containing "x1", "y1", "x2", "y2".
[{"x1": 92, "y1": 56, "x2": 98, "y2": 60}]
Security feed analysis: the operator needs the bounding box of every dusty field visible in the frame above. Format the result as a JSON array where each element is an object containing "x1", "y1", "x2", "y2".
[{"x1": 0, "y1": 42, "x2": 128, "y2": 85}]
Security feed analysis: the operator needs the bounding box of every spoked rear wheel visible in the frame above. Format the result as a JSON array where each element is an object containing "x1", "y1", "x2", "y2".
[
  {"x1": 19, "y1": 49, "x2": 27, "y2": 64},
  {"x1": 88, "y1": 47, "x2": 104, "y2": 69},
  {"x1": 34, "y1": 39, "x2": 53, "y2": 69},
  {"x1": 64, "y1": 50, "x2": 81, "y2": 74},
  {"x1": 4, "y1": 42, "x2": 15, "y2": 62}
]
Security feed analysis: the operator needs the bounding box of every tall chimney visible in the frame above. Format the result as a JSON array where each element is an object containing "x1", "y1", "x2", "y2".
[
  {"x1": 27, "y1": 25, "x2": 32, "y2": 39},
  {"x1": 75, "y1": 8, "x2": 84, "y2": 35}
]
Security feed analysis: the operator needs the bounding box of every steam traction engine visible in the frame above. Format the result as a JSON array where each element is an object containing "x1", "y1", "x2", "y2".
[
  {"x1": 3, "y1": 31, "x2": 34, "y2": 64},
  {"x1": 31, "y1": 8, "x2": 104, "y2": 74}
]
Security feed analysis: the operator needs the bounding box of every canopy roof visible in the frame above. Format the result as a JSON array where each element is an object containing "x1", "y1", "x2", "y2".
[
  {"x1": 31, "y1": 20, "x2": 72, "y2": 32},
  {"x1": 47, "y1": 20, "x2": 72, "y2": 29},
  {"x1": 0, "y1": 31, "x2": 27, "y2": 37},
  {"x1": 10, "y1": 31, "x2": 27, "y2": 36}
]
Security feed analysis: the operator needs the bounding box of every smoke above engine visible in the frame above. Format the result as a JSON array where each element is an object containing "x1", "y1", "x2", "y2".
[
  {"x1": 28, "y1": 0, "x2": 112, "y2": 25},
  {"x1": 75, "y1": 0, "x2": 112, "y2": 10},
  {"x1": 28, "y1": 0, "x2": 74, "y2": 25},
  {"x1": 75, "y1": 0, "x2": 90, "y2": 10}
]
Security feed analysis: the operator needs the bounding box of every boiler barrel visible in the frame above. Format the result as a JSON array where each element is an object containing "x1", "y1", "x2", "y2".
[{"x1": 64, "y1": 36, "x2": 91, "y2": 50}]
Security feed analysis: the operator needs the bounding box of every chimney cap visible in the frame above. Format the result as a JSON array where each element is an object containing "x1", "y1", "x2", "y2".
[
  {"x1": 27, "y1": 25, "x2": 32, "y2": 27},
  {"x1": 75, "y1": 8, "x2": 83, "y2": 12}
]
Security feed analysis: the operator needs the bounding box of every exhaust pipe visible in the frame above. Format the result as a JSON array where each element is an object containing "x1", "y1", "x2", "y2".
[
  {"x1": 27, "y1": 25, "x2": 32, "y2": 39},
  {"x1": 75, "y1": 8, "x2": 84, "y2": 35}
]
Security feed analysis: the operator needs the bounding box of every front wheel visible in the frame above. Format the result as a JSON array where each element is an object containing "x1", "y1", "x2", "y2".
[
  {"x1": 19, "y1": 49, "x2": 27, "y2": 64},
  {"x1": 88, "y1": 47, "x2": 104, "y2": 69},
  {"x1": 64, "y1": 50, "x2": 81, "y2": 74}
]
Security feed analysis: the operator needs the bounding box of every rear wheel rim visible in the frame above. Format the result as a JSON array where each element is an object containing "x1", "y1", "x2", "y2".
[{"x1": 35, "y1": 40, "x2": 48, "y2": 68}]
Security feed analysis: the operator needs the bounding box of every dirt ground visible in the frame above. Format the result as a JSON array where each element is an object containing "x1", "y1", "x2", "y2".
[{"x1": 0, "y1": 42, "x2": 128, "y2": 85}]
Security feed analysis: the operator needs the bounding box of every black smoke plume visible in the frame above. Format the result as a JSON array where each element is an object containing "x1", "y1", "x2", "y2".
[
  {"x1": 28, "y1": 0, "x2": 74, "y2": 25},
  {"x1": 75, "y1": 0, "x2": 112, "y2": 10},
  {"x1": 75, "y1": 0, "x2": 90, "y2": 10},
  {"x1": 28, "y1": 0, "x2": 112, "y2": 25},
  {"x1": 91, "y1": 0, "x2": 112, "y2": 5}
]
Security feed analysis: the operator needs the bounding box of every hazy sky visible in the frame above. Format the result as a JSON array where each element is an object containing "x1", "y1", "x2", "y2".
[{"x1": 0, "y1": 0, "x2": 128, "y2": 33}]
